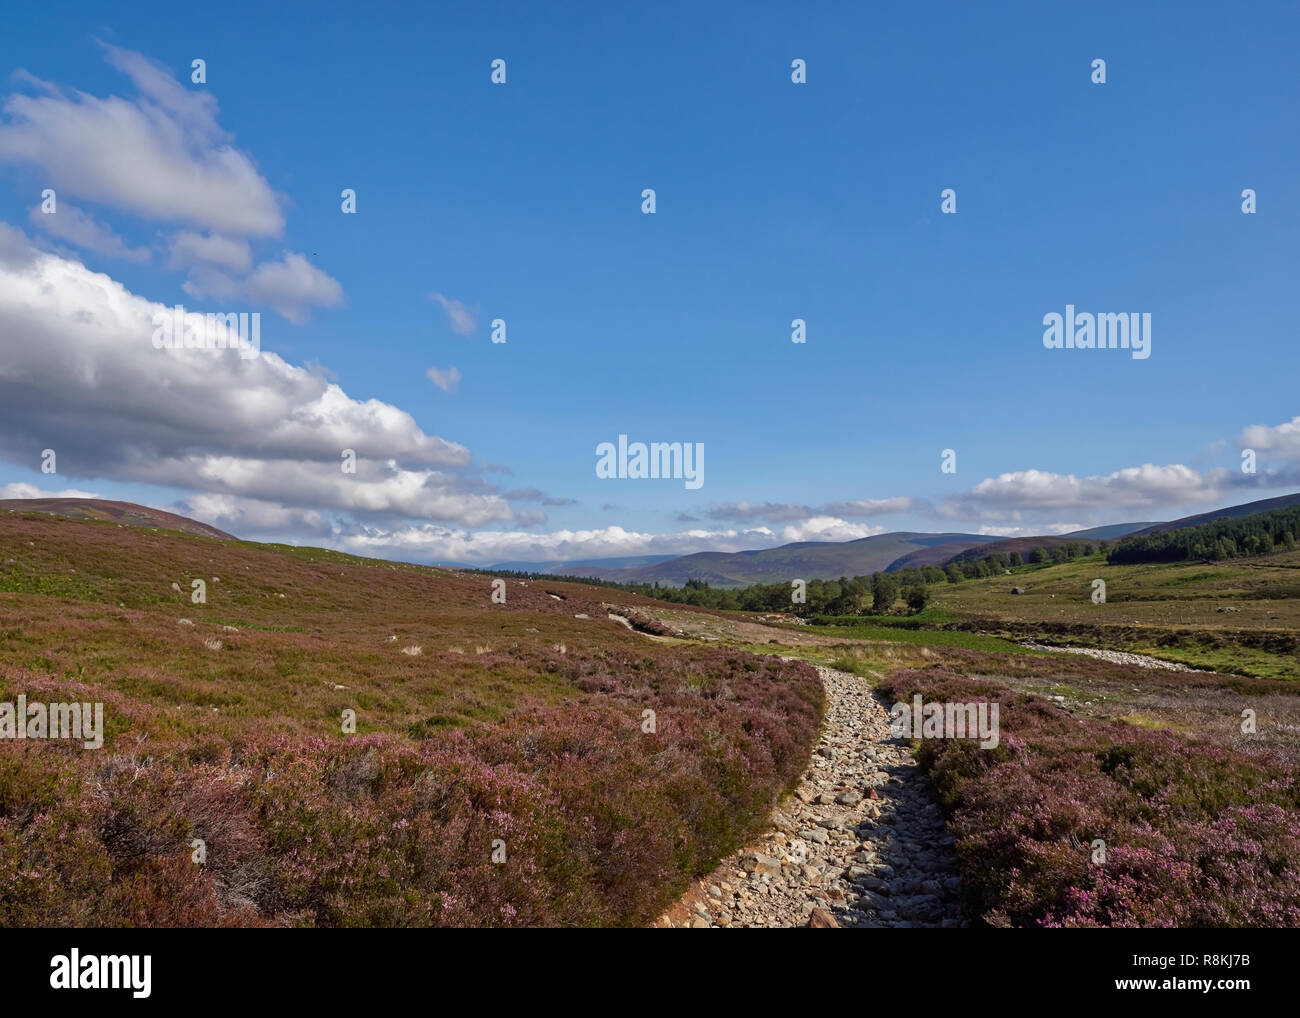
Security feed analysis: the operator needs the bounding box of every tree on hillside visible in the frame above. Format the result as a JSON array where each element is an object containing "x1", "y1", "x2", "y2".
[
  {"x1": 828, "y1": 576, "x2": 865, "y2": 615},
  {"x1": 871, "y1": 573, "x2": 899, "y2": 613},
  {"x1": 904, "y1": 584, "x2": 930, "y2": 614}
]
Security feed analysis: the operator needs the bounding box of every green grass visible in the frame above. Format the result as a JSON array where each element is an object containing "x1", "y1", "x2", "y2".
[
  {"x1": 810, "y1": 606, "x2": 956, "y2": 628},
  {"x1": 795, "y1": 621, "x2": 1035, "y2": 653},
  {"x1": 0, "y1": 569, "x2": 104, "y2": 600},
  {"x1": 928, "y1": 550, "x2": 1300, "y2": 680},
  {"x1": 1130, "y1": 640, "x2": 1299, "y2": 683},
  {"x1": 826, "y1": 652, "x2": 887, "y2": 679}
]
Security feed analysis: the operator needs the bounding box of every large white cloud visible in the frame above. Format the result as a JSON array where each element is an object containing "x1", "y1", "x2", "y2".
[
  {"x1": 216, "y1": 514, "x2": 886, "y2": 566},
  {"x1": 0, "y1": 231, "x2": 509, "y2": 526},
  {"x1": 955, "y1": 464, "x2": 1228, "y2": 511},
  {"x1": 935, "y1": 439, "x2": 1300, "y2": 526},
  {"x1": 332, "y1": 522, "x2": 784, "y2": 566},
  {"x1": 778, "y1": 517, "x2": 885, "y2": 542}
]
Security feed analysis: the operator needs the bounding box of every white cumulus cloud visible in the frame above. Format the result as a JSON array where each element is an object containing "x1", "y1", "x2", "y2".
[
  {"x1": 0, "y1": 45, "x2": 284, "y2": 237},
  {"x1": 0, "y1": 230, "x2": 506, "y2": 526},
  {"x1": 0, "y1": 481, "x2": 101, "y2": 500}
]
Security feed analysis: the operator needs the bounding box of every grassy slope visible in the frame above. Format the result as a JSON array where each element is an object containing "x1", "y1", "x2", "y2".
[
  {"x1": 0, "y1": 512, "x2": 822, "y2": 927},
  {"x1": 925, "y1": 550, "x2": 1300, "y2": 680}
]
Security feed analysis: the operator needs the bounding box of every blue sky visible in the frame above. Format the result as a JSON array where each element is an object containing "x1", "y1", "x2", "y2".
[{"x1": 0, "y1": 0, "x2": 1297, "y2": 565}]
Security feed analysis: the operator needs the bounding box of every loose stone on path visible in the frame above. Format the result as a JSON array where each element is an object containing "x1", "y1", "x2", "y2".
[{"x1": 657, "y1": 665, "x2": 965, "y2": 929}]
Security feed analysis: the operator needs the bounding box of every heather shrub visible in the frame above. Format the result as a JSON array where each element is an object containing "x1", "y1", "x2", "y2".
[
  {"x1": 880, "y1": 668, "x2": 1300, "y2": 927},
  {"x1": 0, "y1": 650, "x2": 819, "y2": 927},
  {"x1": 0, "y1": 517, "x2": 823, "y2": 927}
]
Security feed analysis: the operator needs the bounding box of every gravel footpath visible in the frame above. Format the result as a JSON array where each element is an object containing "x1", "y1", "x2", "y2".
[
  {"x1": 658, "y1": 664, "x2": 964, "y2": 928},
  {"x1": 1022, "y1": 643, "x2": 1196, "y2": 671}
]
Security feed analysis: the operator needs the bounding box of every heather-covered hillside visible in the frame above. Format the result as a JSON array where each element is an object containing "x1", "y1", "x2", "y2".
[{"x1": 0, "y1": 511, "x2": 822, "y2": 927}]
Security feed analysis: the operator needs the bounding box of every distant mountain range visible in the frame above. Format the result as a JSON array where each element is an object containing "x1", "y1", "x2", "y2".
[
  {"x1": 569, "y1": 533, "x2": 1010, "y2": 587},
  {"x1": 503, "y1": 495, "x2": 1300, "y2": 587},
  {"x1": 5, "y1": 493, "x2": 1300, "y2": 587}
]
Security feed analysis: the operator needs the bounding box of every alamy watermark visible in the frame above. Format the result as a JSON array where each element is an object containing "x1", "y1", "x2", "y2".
[
  {"x1": 0, "y1": 695, "x2": 103, "y2": 749},
  {"x1": 151, "y1": 305, "x2": 261, "y2": 360},
  {"x1": 595, "y1": 435, "x2": 704, "y2": 489},
  {"x1": 50, "y1": 950, "x2": 150, "y2": 998},
  {"x1": 890, "y1": 694, "x2": 999, "y2": 749},
  {"x1": 1042, "y1": 305, "x2": 1151, "y2": 360}
]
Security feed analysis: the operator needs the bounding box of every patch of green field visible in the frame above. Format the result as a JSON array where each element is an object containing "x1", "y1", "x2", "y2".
[
  {"x1": 928, "y1": 551, "x2": 1300, "y2": 680},
  {"x1": 800, "y1": 622, "x2": 1035, "y2": 654},
  {"x1": 0, "y1": 569, "x2": 104, "y2": 600},
  {"x1": 1117, "y1": 713, "x2": 1195, "y2": 733},
  {"x1": 810, "y1": 606, "x2": 956, "y2": 629},
  {"x1": 827, "y1": 653, "x2": 880, "y2": 678},
  {"x1": 1130, "y1": 641, "x2": 1298, "y2": 683}
]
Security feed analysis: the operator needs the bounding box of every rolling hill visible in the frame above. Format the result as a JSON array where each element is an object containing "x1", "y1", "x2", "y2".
[
  {"x1": 885, "y1": 540, "x2": 1001, "y2": 571},
  {"x1": 15, "y1": 493, "x2": 1299, "y2": 592},
  {"x1": 0, "y1": 507, "x2": 819, "y2": 928},
  {"x1": 0, "y1": 497, "x2": 235, "y2": 540},
  {"x1": 1131, "y1": 492, "x2": 1300, "y2": 536},
  {"x1": 888, "y1": 523, "x2": 1157, "y2": 572},
  {"x1": 943, "y1": 534, "x2": 1099, "y2": 565}
]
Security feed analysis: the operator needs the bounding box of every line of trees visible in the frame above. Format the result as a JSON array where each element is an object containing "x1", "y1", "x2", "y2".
[
  {"x1": 640, "y1": 573, "x2": 939, "y2": 616},
  {"x1": 942, "y1": 541, "x2": 1107, "y2": 580},
  {"x1": 1108, "y1": 506, "x2": 1300, "y2": 564}
]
